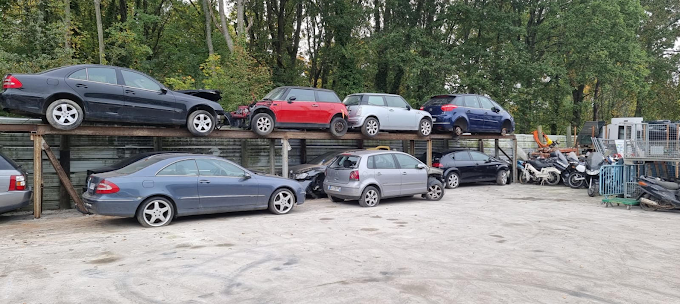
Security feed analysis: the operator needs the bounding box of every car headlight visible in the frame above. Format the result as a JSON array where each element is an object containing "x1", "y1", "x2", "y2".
[{"x1": 294, "y1": 173, "x2": 309, "y2": 180}]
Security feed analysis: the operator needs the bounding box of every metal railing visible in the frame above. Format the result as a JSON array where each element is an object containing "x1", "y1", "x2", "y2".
[{"x1": 599, "y1": 163, "x2": 646, "y2": 198}]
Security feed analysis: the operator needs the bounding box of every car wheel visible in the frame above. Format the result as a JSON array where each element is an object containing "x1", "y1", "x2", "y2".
[
  {"x1": 187, "y1": 110, "x2": 215, "y2": 136},
  {"x1": 453, "y1": 125, "x2": 463, "y2": 137},
  {"x1": 252, "y1": 113, "x2": 274, "y2": 136},
  {"x1": 425, "y1": 178, "x2": 444, "y2": 201},
  {"x1": 501, "y1": 127, "x2": 508, "y2": 136},
  {"x1": 329, "y1": 195, "x2": 344, "y2": 203},
  {"x1": 136, "y1": 197, "x2": 174, "y2": 228},
  {"x1": 445, "y1": 172, "x2": 460, "y2": 189},
  {"x1": 496, "y1": 170, "x2": 508, "y2": 186},
  {"x1": 46, "y1": 99, "x2": 84, "y2": 130},
  {"x1": 268, "y1": 188, "x2": 296, "y2": 215},
  {"x1": 361, "y1": 117, "x2": 380, "y2": 137},
  {"x1": 330, "y1": 116, "x2": 348, "y2": 137},
  {"x1": 358, "y1": 186, "x2": 380, "y2": 207},
  {"x1": 418, "y1": 118, "x2": 432, "y2": 136}
]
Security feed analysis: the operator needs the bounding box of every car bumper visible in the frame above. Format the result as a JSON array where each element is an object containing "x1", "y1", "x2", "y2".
[
  {"x1": 323, "y1": 181, "x2": 363, "y2": 199},
  {"x1": 0, "y1": 191, "x2": 32, "y2": 214},
  {"x1": 0, "y1": 90, "x2": 44, "y2": 115},
  {"x1": 347, "y1": 116, "x2": 366, "y2": 128},
  {"x1": 82, "y1": 192, "x2": 142, "y2": 217}
]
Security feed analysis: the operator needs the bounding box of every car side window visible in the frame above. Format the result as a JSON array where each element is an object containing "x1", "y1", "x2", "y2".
[
  {"x1": 196, "y1": 159, "x2": 247, "y2": 177},
  {"x1": 453, "y1": 97, "x2": 465, "y2": 106},
  {"x1": 367, "y1": 156, "x2": 376, "y2": 169},
  {"x1": 317, "y1": 91, "x2": 341, "y2": 102},
  {"x1": 455, "y1": 151, "x2": 471, "y2": 161},
  {"x1": 68, "y1": 69, "x2": 88, "y2": 80},
  {"x1": 367, "y1": 96, "x2": 386, "y2": 106},
  {"x1": 385, "y1": 96, "x2": 409, "y2": 108},
  {"x1": 478, "y1": 97, "x2": 495, "y2": 110},
  {"x1": 287, "y1": 89, "x2": 316, "y2": 101},
  {"x1": 394, "y1": 154, "x2": 422, "y2": 169},
  {"x1": 157, "y1": 160, "x2": 199, "y2": 176},
  {"x1": 343, "y1": 95, "x2": 361, "y2": 106},
  {"x1": 373, "y1": 154, "x2": 397, "y2": 169},
  {"x1": 87, "y1": 68, "x2": 118, "y2": 85},
  {"x1": 470, "y1": 151, "x2": 490, "y2": 162},
  {"x1": 121, "y1": 70, "x2": 161, "y2": 91},
  {"x1": 463, "y1": 96, "x2": 480, "y2": 108}
]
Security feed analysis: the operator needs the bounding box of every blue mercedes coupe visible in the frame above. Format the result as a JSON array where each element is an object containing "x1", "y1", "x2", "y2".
[{"x1": 82, "y1": 153, "x2": 305, "y2": 227}]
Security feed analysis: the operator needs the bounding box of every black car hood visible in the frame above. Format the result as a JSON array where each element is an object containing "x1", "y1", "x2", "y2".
[
  {"x1": 176, "y1": 90, "x2": 222, "y2": 102},
  {"x1": 289, "y1": 164, "x2": 325, "y2": 174}
]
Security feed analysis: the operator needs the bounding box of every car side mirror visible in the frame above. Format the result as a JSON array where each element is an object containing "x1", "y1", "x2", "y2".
[
  {"x1": 417, "y1": 163, "x2": 427, "y2": 169},
  {"x1": 160, "y1": 88, "x2": 168, "y2": 94},
  {"x1": 491, "y1": 106, "x2": 500, "y2": 113},
  {"x1": 243, "y1": 173, "x2": 252, "y2": 179},
  {"x1": 406, "y1": 105, "x2": 411, "y2": 111},
  {"x1": 287, "y1": 96, "x2": 296, "y2": 103}
]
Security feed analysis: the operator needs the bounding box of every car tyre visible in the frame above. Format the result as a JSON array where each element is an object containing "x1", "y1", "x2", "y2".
[
  {"x1": 445, "y1": 172, "x2": 460, "y2": 189},
  {"x1": 425, "y1": 177, "x2": 444, "y2": 201},
  {"x1": 330, "y1": 116, "x2": 348, "y2": 137},
  {"x1": 358, "y1": 186, "x2": 380, "y2": 207},
  {"x1": 453, "y1": 125, "x2": 463, "y2": 137},
  {"x1": 269, "y1": 188, "x2": 296, "y2": 215},
  {"x1": 361, "y1": 117, "x2": 380, "y2": 137},
  {"x1": 418, "y1": 118, "x2": 432, "y2": 137},
  {"x1": 252, "y1": 113, "x2": 274, "y2": 136},
  {"x1": 136, "y1": 197, "x2": 174, "y2": 228},
  {"x1": 329, "y1": 195, "x2": 344, "y2": 203},
  {"x1": 46, "y1": 99, "x2": 84, "y2": 130},
  {"x1": 496, "y1": 170, "x2": 508, "y2": 186},
  {"x1": 187, "y1": 110, "x2": 216, "y2": 136}
]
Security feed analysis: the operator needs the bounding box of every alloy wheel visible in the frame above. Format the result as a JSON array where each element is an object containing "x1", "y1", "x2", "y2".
[
  {"x1": 257, "y1": 116, "x2": 272, "y2": 133},
  {"x1": 142, "y1": 200, "x2": 172, "y2": 227},
  {"x1": 52, "y1": 103, "x2": 79, "y2": 126},
  {"x1": 428, "y1": 184, "x2": 443, "y2": 199},
  {"x1": 447, "y1": 174, "x2": 459, "y2": 188},
  {"x1": 273, "y1": 190, "x2": 294, "y2": 213},
  {"x1": 499, "y1": 171, "x2": 507, "y2": 184},
  {"x1": 366, "y1": 120, "x2": 379, "y2": 135},
  {"x1": 364, "y1": 189, "x2": 379, "y2": 206},
  {"x1": 192, "y1": 113, "x2": 213, "y2": 133},
  {"x1": 420, "y1": 120, "x2": 432, "y2": 136}
]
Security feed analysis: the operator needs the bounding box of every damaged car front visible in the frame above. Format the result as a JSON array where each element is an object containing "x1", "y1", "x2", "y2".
[{"x1": 289, "y1": 150, "x2": 352, "y2": 198}]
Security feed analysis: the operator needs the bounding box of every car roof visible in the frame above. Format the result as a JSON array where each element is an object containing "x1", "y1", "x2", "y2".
[
  {"x1": 340, "y1": 150, "x2": 411, "y2": 157},
  {"x1": 276, "y1": 86, "x2": 336, "y2": 92},
  {"x1": 347, "y1": 93, "x2": 402, "y2": 97},
  {"x1": 428, "y1": 94, "x2": 481, "y2": 98}
]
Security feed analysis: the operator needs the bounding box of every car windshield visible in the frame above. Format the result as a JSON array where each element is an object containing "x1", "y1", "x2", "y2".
[
  {"x1": 343, "y1": 95, "x2": 362, "y2": 106},
  {"x1": 424, "y1": 96, "x2": 455, "y2": 106},
  {"x1": 115, "y1": 156, "x2": 168, "y2": 174},
  {"x1": 308, "y1": 151, "x2": 343, "y2": 165},
  {"x1": 263, "y1": 87, "x2": 287, "y2": 100},
  {"x1": 330, "y1": 155, "x2": 360, "y2": 169}
]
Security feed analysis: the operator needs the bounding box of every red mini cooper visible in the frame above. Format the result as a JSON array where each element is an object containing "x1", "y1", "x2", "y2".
[{"x1": 248, "y1": 86, "x2": 349, "y2": 137}]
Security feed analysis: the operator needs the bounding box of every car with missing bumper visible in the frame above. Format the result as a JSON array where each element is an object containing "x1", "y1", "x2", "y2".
[
  {"x1": 289, "y1": 150, "x2": 356, "y2": 198},
  {"x1": 421, "y1": 94, "x2": 514, "y2": 136},
  {"x1": 323, "y1": 150, "x2": 444, "y2": 207},
  {"x1": 343, "y1": 93, "x2": 433, "y2": 137},
  {"x1": 1, "y1": 64, "x2": 225, "y2": 136},
  {"x1": 0, "y1": 152, "x2": 32, "y2": 214},
  {"x1": 83, "y1": 153, "x2": 305, "y2": 227}
]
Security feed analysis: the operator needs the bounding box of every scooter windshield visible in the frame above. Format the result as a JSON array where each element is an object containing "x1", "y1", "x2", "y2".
[
  {"x1": 589, "y1": 152, "x2": 604, "y2": 170},
  {"x1": 556, "y1": 151, "x2": 568, "y2": 164},
  {"x1": 567, "y1": 152, "x2": 578, "y2": 162}
]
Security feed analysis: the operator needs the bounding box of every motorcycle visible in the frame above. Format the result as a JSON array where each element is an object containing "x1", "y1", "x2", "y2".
[
  {"x1": 637, "y1": 176, "x2": 680, "y2": 211},
  {"x1": 519, "y1": 158, "x2": 561, "y2": 185}
]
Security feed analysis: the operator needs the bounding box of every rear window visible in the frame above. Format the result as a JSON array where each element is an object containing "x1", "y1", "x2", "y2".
[
  {"x1": 0, "y1": 152, "x2": 19, "y2": 170},
  {"x1": 424, "y1": 96, "x2": 455, "y2": 107},
  {"x1": 343, "y1": 95, "x2": 362, "y2": 106},
  {"x1": 116, "y1": 156, "x2": 167, "y2": 174},
  {"x1": 331, "y1": 155, "x2": 360, "y2": 169}
]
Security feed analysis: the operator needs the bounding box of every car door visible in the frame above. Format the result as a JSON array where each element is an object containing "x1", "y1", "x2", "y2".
[
  {"x1": 64, "y1": 67, "x2": 126, "y2": 120},
  {"x1": 370, "y1": 154, "x2": 401, "y2": 197},
  {"x1": 461, "y1": 96, "x2": 486, "y2": 131},
  {"x1": 453, "y1": 151, "x2": 477, "y2": 181},
  {"x1": 277, "y1": 88, "x2": 316, "y2": 124},
  {"x1": 385, "y1": 96, "x2": 415, "y2": 130},
  {"x1": 469, "y1": 151, "x2": 495, "y2": 180},
  {"x1": 478, "y1": 96, "x2": 502, "y2": 132},
  {"x1": 154, "y1": 159, "x2": 201, "y2": 213},
  {"x1": 364, "y1": 95, "x2": 391, "y2": 128},
  {"x1": 393, "y1": 153, "x2": 427, "y2": 195},
  {"x1": 316, "y1": 90, "x2": 342, "y2": 125},
  {"x1": 120, "y1": 69, "x2": 183, "y2": 124},
  {"x1": 195, "y1": 159, "x2": 261, "y2": 210}
]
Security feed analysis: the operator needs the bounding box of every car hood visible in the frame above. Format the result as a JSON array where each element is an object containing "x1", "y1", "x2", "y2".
[
  {"x1": 176, "y1": 90, "x2": 222, "y2": 102},
  {"x1": 289, "y1": 164, "x2": 325, "y2": 174}
]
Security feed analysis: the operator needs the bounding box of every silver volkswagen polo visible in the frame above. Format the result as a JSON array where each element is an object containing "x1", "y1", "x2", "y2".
[
  {"x1": 0, "y1": 152, "x2": 32, "y2": 214},
  {"x1": 323, "y1": 150, "x2": 444, "y2": 207},
  {"x1": 343, "y1": 93, "x2": 433, "y2": 137}
]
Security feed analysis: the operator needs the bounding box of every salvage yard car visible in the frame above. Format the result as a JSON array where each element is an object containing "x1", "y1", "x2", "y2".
[
  {"x1": 1, "y1": 65, "x2": 225, "y2": 136},
  {"x1": 421, "y1": 94, "x2": 514, "y2": 136},
  {"x1": 289, "y1": 150, "x2": 355, "y2": 198},
  {"x1": 83, "y1": 153, "x2": 305, "y2": 227},
  {"x1": 343, "y1": 93, "x2": 433, "y2": 137},
  {"x1": 432, "y1": 149, "x2": 511, "y2": 189},
  {"x1": 0, "y1": 152, "x2": 31, "y2": 214},
  {"x1": 246, "y1": 86, "x2": 349, "y2": 137},
  {"x1": 323, "y1": 150, "x2": 444, "y2": 207}
]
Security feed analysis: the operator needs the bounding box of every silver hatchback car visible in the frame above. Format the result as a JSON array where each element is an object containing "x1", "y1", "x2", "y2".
[
  {"x1": 343, "y1": 93, "x2": 433, "y2": 137},
  {"x1": 323, "y1": 150, "x2": 444, "y2": 207},
  {"x1": 0, "y1": 152, "x2": 31, "y2": 214}
]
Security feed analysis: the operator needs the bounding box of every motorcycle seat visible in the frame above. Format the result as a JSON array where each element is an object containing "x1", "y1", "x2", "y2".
[
  {"x1": 528, "y1": 160, "x2": 551, "y2": 170},
  {"x1": 656, "y1": 180, "x2": 680, "y2": 190}
]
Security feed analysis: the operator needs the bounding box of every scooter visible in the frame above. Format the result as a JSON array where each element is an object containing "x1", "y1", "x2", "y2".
[
  {"x1": 637, "y1": 176, "x2": 680, "y2": 211},
  {"x1": 519, "y1": 158, "x2": 561, "y2": 185}
]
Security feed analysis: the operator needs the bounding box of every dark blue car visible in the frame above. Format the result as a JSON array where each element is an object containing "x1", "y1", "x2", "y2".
[
  {"x1": 421, "y1": 94, "x2": 515, "y2": 136},
  {"x1": 82, "y1": 153, "x2": 305, "y2": 227}
]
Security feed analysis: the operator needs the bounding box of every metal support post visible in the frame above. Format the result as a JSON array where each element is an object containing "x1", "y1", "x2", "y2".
[
  {"x1": 269, "y1": 139, "x2": 275, "y2": 175},
  {"x1": 59, "y1": 135, "x2": 71, "y2": 209},
  {"x1": 512, "y1": 137, "x2": 518, "y2": 182},
  {"x1": 494, "y1": 138, "x2": 499, "y2": 158},
  {"x1": 31, "y1": 134, "x2": 42, "y2": 219},
  {"x1": 426, "y1": 140, "x2": 433, "y2": 166},
  {"x1": 300, "y1": 139, "x2": 307, "y2": 164},
  {"x1": 281, "y1": 138, "x2": 289, "y2": 177},
  {"x1": 409, "y1": 140, "x2": 415, "y2": 155}
]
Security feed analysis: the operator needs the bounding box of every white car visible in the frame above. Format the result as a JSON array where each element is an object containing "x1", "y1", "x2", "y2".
[{"x1": 343, "y1": 93, "x2": 433, "y2": 137}]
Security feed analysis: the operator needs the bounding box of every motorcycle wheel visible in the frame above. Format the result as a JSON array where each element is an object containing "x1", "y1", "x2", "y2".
[
  {"x1": 519, "y1": 172, "x2": 530, "y2": 184},
  {"x1": 568, "y1": 172, "x2": 585, "y2": 189},
  {"x1": 639, "y1": 194, "x2": 657, "y2": 211},
  {"x1": 588, "y1": 180, "x2": 598, "y2": 197},
  {"x1": 545, "y1": 171, "x2": 560, "y2": 186}
]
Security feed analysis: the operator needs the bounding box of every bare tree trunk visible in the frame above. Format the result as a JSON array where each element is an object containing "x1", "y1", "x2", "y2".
[
  {"x1": 218, "y1": 0, "x2": 234, "y2": 52},
  {"x1": 202, "y1": 0, "x2": 214, "y2": 55},
  {"x1": 94, "y1": 0, "x2": 105, "y2": 63},
  {"x1": 236, "y1": 0, "x2": 245, "y2": 37},
  {"x1": 64, "y1": 0, "x2": 70, "y2": 50},
  {"x1": 592, "y1": 79, "x2": 601, "y2": 121}
]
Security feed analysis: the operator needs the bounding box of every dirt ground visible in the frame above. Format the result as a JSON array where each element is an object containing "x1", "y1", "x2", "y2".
[{"x1": 1, "y1": 183, "x2": 679, "y2": 304}]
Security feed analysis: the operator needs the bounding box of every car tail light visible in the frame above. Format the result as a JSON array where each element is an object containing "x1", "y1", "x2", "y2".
[
  {"x1": 3, "y1": 75, "x2": 23, "y2": 89},
  {"x1": 349, "y1": 170, "x2": 360, "y2": 181},
  {"x1": 440, "y1": 104, "x2": 458, "y2": 111},
  {"x1": 420, "y1": 106, "x2": 424, "y2": 110},
  {"x1": 96, "y1": 180, "x2": 120, "y2": 194},
  {"x1": 8, "y1": 175, "x2": 26, "y2": 191},
  {"x1": 432, "y1": 162, "x2": 443, "y2": 168}
]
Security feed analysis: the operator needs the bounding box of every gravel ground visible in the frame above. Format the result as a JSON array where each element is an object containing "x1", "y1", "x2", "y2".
[{"x1": 1, "y1": 183, "x2": 679, "y2": 304}]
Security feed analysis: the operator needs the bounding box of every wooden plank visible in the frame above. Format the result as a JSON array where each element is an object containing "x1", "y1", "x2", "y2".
[
  {"x1": 426, "y1": 140, "x2": 432, "y2": 166},
  {"x1": 281, "y1": 139, "x2": 289, "y2": 177},
  {"x1": 31, "y1": 134, "x2": 42, "y2": 219},
  {"x1": 40, "y1": 138, "x2": 88, "y2": 214}
]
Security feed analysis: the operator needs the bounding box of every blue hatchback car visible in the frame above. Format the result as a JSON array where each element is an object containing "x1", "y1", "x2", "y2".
[
  {"x1": 421, "y1": 94, "x2": 515, "y2": 136},
  {"x1": 83, "y1": 153, "x2": 305, "y2": 227}
]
